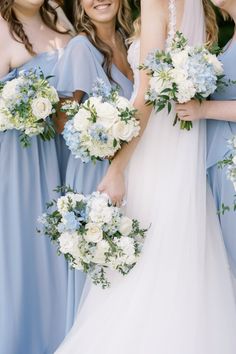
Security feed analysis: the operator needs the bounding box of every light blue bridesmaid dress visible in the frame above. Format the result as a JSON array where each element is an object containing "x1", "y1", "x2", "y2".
[
  {"x1": 207, "y1": 41, "x2": 236, "y2": 276},
  {"x1": 0, "y1": 51, "x2": 68, "y2": 354},
  {"x1": 55, "y1": 35, "x2": 133, "y2": 331}
]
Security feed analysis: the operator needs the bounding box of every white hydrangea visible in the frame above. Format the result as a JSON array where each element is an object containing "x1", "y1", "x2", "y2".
[
  {"x1": 119, "y1": 216, "x2": 133, "y2": 236},
  {"x1": 59, "y1": 231, "x2": 79, "y2": 254}
]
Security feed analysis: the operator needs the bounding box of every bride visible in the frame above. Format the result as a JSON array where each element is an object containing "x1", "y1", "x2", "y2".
[{"x1": 55, "y1": 0, "x2": 236, "y2": 353}]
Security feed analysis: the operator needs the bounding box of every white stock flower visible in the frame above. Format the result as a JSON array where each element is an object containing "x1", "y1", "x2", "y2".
[
  {"x1": 49, "y1": 86, "x2": 59, "y2": 103},
  {"x1": 84, "y1": 223, "x2": 103, "y2": 243},
  {"x1": 117, "y1": 237, "x2": 135, "y2": 256},
  {"x1": 57, "y1": 196, "x2": 70, "y2": 214},
  {"x1": 232, "y1": 156, "x2": 236, "y2": 165},
  {"x1": 92, "y1": 240, "x2": 110, "y2": 264},
  {"x1": 206, "y1": 54, "x2": 224, "y2": 75},
  {"x1": 31, "y1": 97, "x2": 52, "y2": 120},
  {"x1": 0, "y1": 104, "x2": 13, "y2": 131},
  {"x1": 25, "y1": 125, "x2": 44, "y2": 136},
  {"x1": 112, "y1": 120, "x2": 139, "y2": 142},
  {"x1": 59, "y1": 231, "x2": 78, "y2": 254},
  {"x1": 119, "y1": 216, "x2": 133, "y2": 236},
  {"x1": 96, "y1": 102, "x2": 119, "y2": 129},
  {"x1": 73, "y1": 108, "x2": 91, "y2": 131}
]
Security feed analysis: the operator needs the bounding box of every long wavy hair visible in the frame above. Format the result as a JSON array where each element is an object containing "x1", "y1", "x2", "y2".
[
  {"x1": 0, "y1": 0, "x2": 68, "y2": 55},
  {"x1": 74, "y1": 0, "x2": 133, "y2": 82},
  {"x1": 130, "y1": 0, "x2": 218, "y2": 46}
]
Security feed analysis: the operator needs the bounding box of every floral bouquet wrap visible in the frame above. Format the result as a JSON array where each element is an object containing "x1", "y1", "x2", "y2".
[
  {"x1": 0, "y1": 69, "x2": 59, "y2": 146},
  {"x1": 62, "y1": 79, "x2": 140, "y2": 163},
  {"x1": 38, "y1": 190, "x2": 147, "y2": 288},
  {"x1": 141, "y1": 31, "x2": 224, "y2": 130}
]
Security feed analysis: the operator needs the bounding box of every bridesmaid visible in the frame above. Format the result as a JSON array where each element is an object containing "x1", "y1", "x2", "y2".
[
  {"x1": 0, "y1": 1, "x2": 72, "y2": 353},
  {"x1": 55, "y1": 0, "x2": 134, "y2": 332},
  {"x1": 176, "y1": 0, "x2": 236, "y2": 279}
]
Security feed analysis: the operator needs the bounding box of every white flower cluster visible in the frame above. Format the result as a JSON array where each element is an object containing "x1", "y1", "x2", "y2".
[
  {"x1": 39, "y1": 191, "x2": 147, "y2": 288},
  {"x1": 225, "y1": 136, "x2": 236, "y2": 192},
  {"x1": 143, "y1": 31, "x2": 224, "y2": 130},
  {"x1": 0, "y1": 69, "x2": 59, "y2": 146},
  {"x1": 62, "y1": 82, "x2": 140, "y2": 163}
]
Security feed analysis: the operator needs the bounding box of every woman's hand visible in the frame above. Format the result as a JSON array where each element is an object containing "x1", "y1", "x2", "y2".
[
  {"x1": 176, "y1": 100, "x2": 206, "y2": 121},
  {"x1": 97, "y1": 166, "x2": 126, "y2": 207}
]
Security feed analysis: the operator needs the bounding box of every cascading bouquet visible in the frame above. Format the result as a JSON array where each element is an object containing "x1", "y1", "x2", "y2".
[
  {"x1": 61, "y1": 79, "x2": 140, "y2": 163},
  {"x1": 141, "y1": 31, "x2": 224, "y2": 130},
  {"x1": 218, "y1": 136, "x2": 236, "y2": 212},
  {"x1": 38, "y1": 189, "x2": 147, "y2": 288},
  {"x1": 0, "y1": 69, "x2": 59, "y2": 146}
]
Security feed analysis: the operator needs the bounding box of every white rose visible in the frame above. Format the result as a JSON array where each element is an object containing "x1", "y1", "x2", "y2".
[
  {"x1": 206, "y1": 54, "x2": 224, "y2": 75},
  {"x1": 73, "y1": 108, "x2": 91, "y2": 131},
  {"x1": 171, "y1": 49, "x2": 189, "y2": 68},
  {"x1": 31, "y1": 97, "x2": 52, "y2": 120},
  {"x1": 96, "y1": 102, "x2": 119, "y2": 129},
  {"x1": 119, "y1": 216, "x2": 133, "y2": 236},
  {"x1": 112, "y1": 120, "x2": 139, "y2": 142},
  {"x1": 116, "y1": 96, "x2": 134, "y2": 111},
  {"x1": 59, "y1": 231, "x2": 78, "y2": 254},
  {"x1": 84, "y1": 223, "x2": 103, "y2": 243}
]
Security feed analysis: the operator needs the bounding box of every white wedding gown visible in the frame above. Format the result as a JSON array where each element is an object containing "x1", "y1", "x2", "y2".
[{"x1": 55, "y1": 1, "x2": 236, "y2": 353}]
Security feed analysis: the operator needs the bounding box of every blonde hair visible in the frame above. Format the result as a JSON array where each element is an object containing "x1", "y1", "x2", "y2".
[
  {"x1": 130, "y1": 0, "x2": 218, "y2": 46},
  {"x1": 74, "y1": 0, "x2": 133, "y2": 82}
]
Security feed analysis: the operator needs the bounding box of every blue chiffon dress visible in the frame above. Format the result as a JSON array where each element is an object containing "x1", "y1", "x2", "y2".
[
  {"x1": 55, "y1": 35, "x2": 133, "y2": 331},
  {"x1": 207, "y1": 41, "x2": 236, "y2": 276},
  {"x1": 0, "y1": 51, "x2": 68, "y2": 354}
]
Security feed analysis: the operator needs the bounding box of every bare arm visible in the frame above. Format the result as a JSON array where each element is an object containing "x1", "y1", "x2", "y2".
[
  {"x1": 176, "y1": 100, "x2": 236, "y2": 123},
  {"x1": 98, "y1": 0, "x2": 168, "y2": 203}
]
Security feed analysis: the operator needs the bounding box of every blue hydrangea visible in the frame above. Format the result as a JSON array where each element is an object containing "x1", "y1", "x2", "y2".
[{"x1": 62, "y1": 211, "x2": 79, "y2": 231}]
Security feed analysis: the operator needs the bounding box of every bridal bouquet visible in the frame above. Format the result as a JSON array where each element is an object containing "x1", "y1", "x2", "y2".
[
  {"x1": 141, "y1": 31, "x2": 224, "y2": 130},
  {"x1": 0, "y1": 69, "x2": 59, "y2": 147},
  {"x1": 61, "y1": 79, "x2": 140, "y2": 163},
  {"x1": 39, "y1": 190, "x2": 147, "y2": 288}
]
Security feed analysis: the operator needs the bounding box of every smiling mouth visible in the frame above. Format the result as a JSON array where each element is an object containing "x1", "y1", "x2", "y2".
[{"x1": 94, "y1": 4, "x2": 111, "y2": 10}]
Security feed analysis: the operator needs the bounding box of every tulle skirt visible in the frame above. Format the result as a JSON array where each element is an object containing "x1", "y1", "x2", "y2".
[{"x1": 55, "y1": 109, "x2": 236, "y2": 354}]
